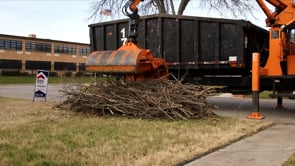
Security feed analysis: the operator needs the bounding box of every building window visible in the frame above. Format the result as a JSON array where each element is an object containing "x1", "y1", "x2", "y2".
[
  {"x1": 69, "y1": 46, "x2": 77, "y2": 54},
  {"x1": 0, "y1": 39, "x2": 22, "y2": 50},
  {"x1": 54, "y1": 44, "x2": 77, "y2": 54},
  {"x1": 79, "y1": 47, "x2": 90, "y2": 56},
  {"x1": 25, "y1": 42, "x2": 51, "y2": 52},
  {"x1": 0, "y1": 59, "x2": 22, "y2": 69},
  {"x1": 54, "y1": 62, "x2": 76, "y2": 71},
  {"x1": 25, "y1": 60, "x2": 51, "y2": 70}
]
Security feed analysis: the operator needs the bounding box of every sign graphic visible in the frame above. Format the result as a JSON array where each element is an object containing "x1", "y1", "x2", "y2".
[{"x1": 33, "y1": 70, "x2": 49, "y2": 101}]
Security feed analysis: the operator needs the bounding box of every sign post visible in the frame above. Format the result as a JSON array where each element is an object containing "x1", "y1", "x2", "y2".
[{"x1": 33, "y1": 70, "x2": 49, "y2": 102}]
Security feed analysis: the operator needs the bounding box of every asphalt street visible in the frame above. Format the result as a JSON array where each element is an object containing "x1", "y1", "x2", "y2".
[
  {"x1": 208, "y1": 96, "x2": 295, "y2": 124},
  {"x1": 0, "y1": 84, "x2": 66, "y2": 102}
]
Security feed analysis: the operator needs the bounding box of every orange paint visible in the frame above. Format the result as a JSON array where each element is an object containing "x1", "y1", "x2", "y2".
[
  {"x1": 287, "y1": 55, "x2": 295, "y2": 75},
  {"x1": 86, "y1": 41, "x2": 168, "y2": 81},
  {"x1": 129, "y1": 0, "x2": 143, "y2": 12},
  {"x1": 252, "y1": 53, "x2": 260, "y2": 91},
  {"x1": 262, "y1": 27, "x2": 283, "y2": 76},
  {"x1": 247, "y1": 112, "x2": 265, "y2": 120},
  {"x1": 256, "y1": 0, "x2": 295, "y2": 76}
]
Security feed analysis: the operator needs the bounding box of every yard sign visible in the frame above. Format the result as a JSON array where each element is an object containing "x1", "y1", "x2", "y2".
[{"x1": 33, "y1": 70, "x2": 49, "y2": 102}]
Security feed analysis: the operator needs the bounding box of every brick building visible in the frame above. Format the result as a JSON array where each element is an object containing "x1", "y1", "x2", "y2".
[{"x1": 0, "y1": 34, "x2": 90, "y2": 75}]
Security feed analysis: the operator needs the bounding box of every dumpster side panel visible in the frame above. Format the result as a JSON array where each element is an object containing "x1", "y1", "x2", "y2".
[
  {"x1": 89, "y1": 15, "x2": 268, "y2": 72},
  {"x1": 90, "y1": 26, "x2": 104, "y2": 51},
  {"x1": 104, "y1": 25, "x2": 116, "y2": 50},
  {"x1": 180, "y1": 19, "x2": 197, "y2": 63},
  {"x1": 162, "y1": 18, "x2": 179, "y2": 62},
  {"x1": 199, "y1": 21, "x2": 219, "y2": 62},
  {"x1": 220, "y1": 23, "x2": 241, "y2": 61}
]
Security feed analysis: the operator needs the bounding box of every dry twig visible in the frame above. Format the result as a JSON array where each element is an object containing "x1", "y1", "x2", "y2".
[{"x1": 56, "y1": 77, "x2": 217, "y2": 120}]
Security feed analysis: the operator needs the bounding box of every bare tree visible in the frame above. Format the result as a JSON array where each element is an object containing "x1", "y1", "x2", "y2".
[
  {"x1": 89, "y1": 0, "x2": 256, "y2": 20},
  {"x1": 199, "y1": 0, "x2": 257, "y2": 17}
]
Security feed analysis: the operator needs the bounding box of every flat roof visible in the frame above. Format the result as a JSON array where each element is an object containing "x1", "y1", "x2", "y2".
[{"x1": 0, "y1": 34, "x2": 90, "y2": 46}]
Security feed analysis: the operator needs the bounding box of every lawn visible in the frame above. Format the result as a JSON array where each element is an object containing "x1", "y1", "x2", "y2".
[
  {"x1": 0, "y1": 97, "x2": 273, "y2": 165},
  {"x1": 0, "y1": 76, "x2": 94, "y2": 84}
]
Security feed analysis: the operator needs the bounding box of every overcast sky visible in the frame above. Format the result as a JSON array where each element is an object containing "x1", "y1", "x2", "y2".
[{"x1": 0, "y1": 0, "x2": 267, "y2": 44}]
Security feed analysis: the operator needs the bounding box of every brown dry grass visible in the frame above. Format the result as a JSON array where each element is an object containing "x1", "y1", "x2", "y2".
[
  {"x1": 0, "y1": 97, "x2": 272, "y2": 165},
  {"x1": 0, "y1": 97, "x2": 69, "y2": 130},
  {"x1": 284, "y1": 153, "x2": 295, "y2": 166}
]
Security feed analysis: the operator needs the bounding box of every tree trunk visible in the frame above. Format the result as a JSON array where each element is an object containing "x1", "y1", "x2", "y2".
[
  {"x1": 169, "y1": 0, "x2": 176, "y2": 15},
  {"x1": 177, "y1": 0, "x2": 190, "y2": 15},
  {"x1": 154, "y1": 0, "x2": 167, "y2": 14}
]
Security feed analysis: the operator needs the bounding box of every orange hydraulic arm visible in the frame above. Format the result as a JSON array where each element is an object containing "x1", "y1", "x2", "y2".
[
  {"x1": 256, "y1": 0, "x2": 294, "y2": 27},
  {"x1": 256, "y1": 0, "x2": 295, "y2": 76},
  {"x1": 86, "y1": 0, "x2": 168, "y2": 81},
  {"x1": 122, "y1": 0, "x2": 144, "y2": 42},
  {"x1": 266, "y1": 0, "x2": 287, "y2": 9},
  {"x1": 129, "y1": 0, "x2": 143, "y2": 12}
]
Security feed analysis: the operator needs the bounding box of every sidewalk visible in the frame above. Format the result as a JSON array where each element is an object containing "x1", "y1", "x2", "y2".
[
  {"x1": 185, "y1": 124, "x2": 295, "y2": 166},
  {"x1": 184, "y1": 96, "x2": 295, "y2": 166}
]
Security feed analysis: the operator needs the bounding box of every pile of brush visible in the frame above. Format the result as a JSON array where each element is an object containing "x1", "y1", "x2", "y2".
[{"x1": 56, "y1": 77, "x2": 217, "y2": 120}]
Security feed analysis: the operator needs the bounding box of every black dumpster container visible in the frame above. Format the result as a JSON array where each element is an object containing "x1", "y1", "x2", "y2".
[{"x1": 89, "y1": 14, "x2": 269, "y2": 90}]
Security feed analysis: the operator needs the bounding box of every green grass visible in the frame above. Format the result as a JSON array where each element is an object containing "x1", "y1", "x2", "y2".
[
  {"x1": 259, "y1": 91, "x2": 272, "y2": 98},
  {"x1": 244, "y1": 91, "x2": 272, "y2": 99},
  {"x1": 0, "y1": 116, "x2": 271, "y2": 165},
  {"x1": 0, "y1": 97, "x2": 273, "y2": 166},
  {"x1": 284, "y1": 153, "x2": 295, "y2": 166},
  {"x1": 0, "y1": 76, "x2": 94, "y2": 84}
]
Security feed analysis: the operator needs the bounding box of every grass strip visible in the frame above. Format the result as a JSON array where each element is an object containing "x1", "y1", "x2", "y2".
[
  {"x1": 0, "y1": 97, "x2": 272, "y2": 165},
  {"x1": 0, "y1": 76, "x2": 94, "y2": 84}
]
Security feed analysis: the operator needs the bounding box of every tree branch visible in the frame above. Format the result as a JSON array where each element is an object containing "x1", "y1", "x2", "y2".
[
  {"x1": 89, "y1": 0, "x2": 256, "y2": 21},
  {"x1": 177, "y1": 0, "x2": 190, "y2": 15}
]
